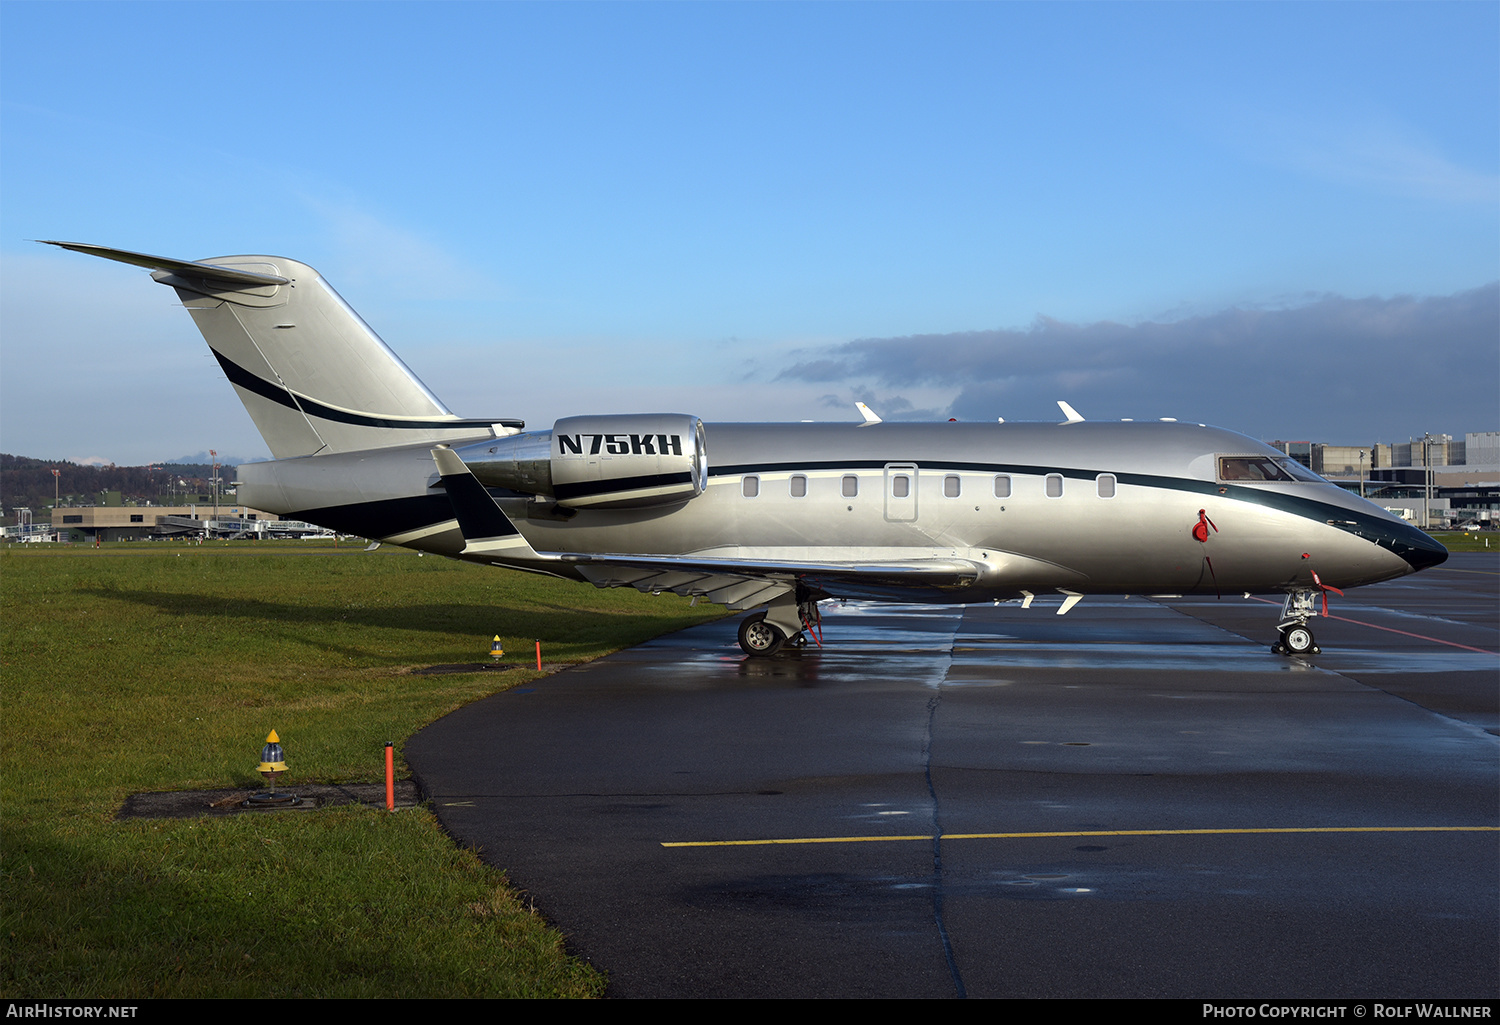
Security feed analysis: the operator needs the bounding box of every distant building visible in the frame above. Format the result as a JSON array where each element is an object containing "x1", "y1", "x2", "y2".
[
  {"x1": 45, "y1": 504, "x2": 331, "y2": 542},
  {"x1": 1317, "y1": 445, "x2": 1372, "y2": 479},
  {"x1": 1270, "y1": 428, "x2": 1499, "y2": 528},
  {"x1": 1465, "y1": 431, "x2": 1500, "y2": 468}
]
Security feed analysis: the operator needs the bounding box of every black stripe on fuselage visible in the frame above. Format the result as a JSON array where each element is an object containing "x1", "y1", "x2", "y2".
[
  {"x1": 289, "y1": 494, "x2": 460, "y2": 539},
  {"x1": 710, "y1": 458, "x2": 1447, "y2": 571},
  {"x1": 435, "y1": 471, "x2": 524, "y2": 539},
  {"x1": 211, "y1": 349, "x2": 523, "y2": 432},
  {"x1": 552, "y1": 471, "x2": 696, "y2": 502}
]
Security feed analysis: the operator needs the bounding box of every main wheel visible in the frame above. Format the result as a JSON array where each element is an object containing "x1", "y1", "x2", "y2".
[
  {"x1": 1281, "y1": 624, "x2": 1316, "y2": 655},
  {"x1": 738, "y1": 613, "x2": 786, "y2": 656}
]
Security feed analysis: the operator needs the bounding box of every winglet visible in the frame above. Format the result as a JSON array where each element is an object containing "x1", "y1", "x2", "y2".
[
  {"x1": 855, "y1": 402, "x2": 882, "y2": 424},
  {"x1": 1057, "y1": 401, "x2": 1085, "y2": 423}
]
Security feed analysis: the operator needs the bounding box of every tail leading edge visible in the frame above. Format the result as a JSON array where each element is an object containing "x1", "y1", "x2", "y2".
[{"x1": 44, "y1": 242, "x2": 520, "y2": 458}]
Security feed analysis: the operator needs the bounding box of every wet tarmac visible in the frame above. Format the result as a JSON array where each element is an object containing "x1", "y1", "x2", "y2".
[{"x1": 406, "y1": 554, "x2": 1499, "y2": 998}]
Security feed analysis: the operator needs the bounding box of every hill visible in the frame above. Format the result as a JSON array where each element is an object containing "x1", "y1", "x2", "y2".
[{"x1": 0, "y1": 454, "x2": 237, "y2": 526}]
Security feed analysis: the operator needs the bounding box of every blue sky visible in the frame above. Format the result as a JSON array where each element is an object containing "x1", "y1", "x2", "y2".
[{"x1": 2, "y1": 1, "x2": 1495, "y2": 466}]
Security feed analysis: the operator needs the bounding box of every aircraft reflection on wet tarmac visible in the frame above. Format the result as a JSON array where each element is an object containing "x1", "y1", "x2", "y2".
[
  {"x1": 408, "y1": 555, "x2": 1499, "y2": 998},
  {"x1": 657, "y1": 596, "x2": 1499, "y2": 680}
]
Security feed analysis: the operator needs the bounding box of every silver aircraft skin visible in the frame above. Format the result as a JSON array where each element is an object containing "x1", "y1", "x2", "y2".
[{"x1": 47, "y1": 242, "x2": 1449, "y2": 656}]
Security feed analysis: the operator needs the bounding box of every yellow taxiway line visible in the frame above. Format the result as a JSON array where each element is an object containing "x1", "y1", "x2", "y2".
[{"x1": 662, "y1": 825, "x2": 1498, "y2": 848}]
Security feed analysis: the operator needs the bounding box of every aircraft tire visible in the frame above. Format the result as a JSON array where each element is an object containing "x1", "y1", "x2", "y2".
[
  {"x1": 1281, "y1": 624, "x2": 1315, "y2": 655},
  {"x1": 738, "y1": 613, "x2": 786, "y2": 657}
]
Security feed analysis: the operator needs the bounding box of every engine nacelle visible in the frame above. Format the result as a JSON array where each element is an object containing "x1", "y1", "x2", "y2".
[
  {"x1": 550, "y1": 414, "x2": 708, "y2": 508},
  {"x1": 454, "y1": 413, "x2": 707, "y2": 510}
]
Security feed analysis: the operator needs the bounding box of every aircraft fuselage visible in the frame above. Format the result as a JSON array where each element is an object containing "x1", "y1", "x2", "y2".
[{"x1": 237, "y1": 419, "x2": 1442, "y2": 605}]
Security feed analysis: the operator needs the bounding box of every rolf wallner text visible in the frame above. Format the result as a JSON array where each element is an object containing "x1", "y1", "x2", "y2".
[{"x1": 1204, "y1": 1007, "x2": 1492, "y2": 1019}]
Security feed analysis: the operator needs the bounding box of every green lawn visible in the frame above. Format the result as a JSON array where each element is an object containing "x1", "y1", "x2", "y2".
[
  {"x1": 1, "y1": 541, "x2": 722, "y2": 997},
  {"x1": 1429, "y1": 531, "x2": 1498, "y2": 553}
]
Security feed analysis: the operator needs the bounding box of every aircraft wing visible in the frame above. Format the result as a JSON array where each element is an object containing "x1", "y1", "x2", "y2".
[
  {"x1": 431, "y1": 444, "x2": 992, "y2": 607},
  {"x1": 556, "y1": 549, "x2": 988, "y2": 607}
]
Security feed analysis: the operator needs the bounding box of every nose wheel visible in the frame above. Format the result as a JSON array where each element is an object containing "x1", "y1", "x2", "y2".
[
  {"x1": 1272, "y1": 590, "x2": 1321, "y2": 656},
  {"x1": 1273, "y1": 623, "x2": 1319, "y2": 656}
]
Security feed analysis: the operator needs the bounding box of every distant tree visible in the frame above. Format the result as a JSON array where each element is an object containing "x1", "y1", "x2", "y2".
[{"x1": 0, "y1": 454, "x2": 237, "y2": 526}]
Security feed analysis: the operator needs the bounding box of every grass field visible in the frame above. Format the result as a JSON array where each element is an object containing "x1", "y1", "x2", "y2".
[
  {"x1": 0, "y1": 540, "x2": 723, "y2": 998},
  {"x1": 1429, "y1": 531, "x2": 1497, "y2": 553}
]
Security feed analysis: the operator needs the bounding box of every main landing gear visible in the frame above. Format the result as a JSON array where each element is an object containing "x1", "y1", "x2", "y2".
[
  {"x1": 738, "y1": 612, "x2": 787, "y2": 656},
  {"x1": 1271, "y1": 589, "x2": 1320, "y2": 656},
  {"x1": 737, "y1": 593, "x2": 822, "y2": 657}
]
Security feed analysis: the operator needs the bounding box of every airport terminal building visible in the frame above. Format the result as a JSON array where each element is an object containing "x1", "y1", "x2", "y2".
[
  {"x1": 1273, "y1": 431, "x2": 1499, "y2": 528},
  {"x1": 41, "y1": 504, "x2": 329, "y2": 543}
]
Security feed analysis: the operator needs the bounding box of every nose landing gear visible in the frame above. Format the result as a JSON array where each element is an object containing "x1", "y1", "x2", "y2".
[
  {"x1": 1271, "y1": 590, "x2": 1321, "y2": 656},
  {"x1": 1276, "y1": 622, "x2": 1318, "y2": 655}
]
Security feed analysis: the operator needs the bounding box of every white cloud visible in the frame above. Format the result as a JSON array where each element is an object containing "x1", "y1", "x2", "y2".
[
  {"x1": 299, "y1": 197, "x2": 503, "y2": 301},
  {"x1": 1233, "y1": 109, "x2": 1498, "y2": 205}
]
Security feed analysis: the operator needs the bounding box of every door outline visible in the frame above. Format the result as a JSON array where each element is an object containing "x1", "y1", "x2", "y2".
[{"x1": 884, "y1": 463, "x2": 918, "y2": 522}]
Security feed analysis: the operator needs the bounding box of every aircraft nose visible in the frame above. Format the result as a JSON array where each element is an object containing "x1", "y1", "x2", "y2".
[{"x1": 1392, "y1": 522, "x2": 1448, "y2": 572}]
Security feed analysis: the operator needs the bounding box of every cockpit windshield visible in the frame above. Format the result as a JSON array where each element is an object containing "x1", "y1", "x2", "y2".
[{"x1": 1218, "y1": 455, "x2": 1326, "y2": 484}]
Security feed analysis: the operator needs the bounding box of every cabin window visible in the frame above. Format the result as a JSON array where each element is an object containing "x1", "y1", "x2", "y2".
[
  {"x1": 891, "y1": 475, "x2": 910, "y2": 498},
  {"x1": 742, "y1": 475, "x2": 759, "y2": 498},
  {"x1": 842, "y1": 475, "x2": 859, "y2": 498},
  {"x1": 1096, "y1": 474, "x2": 1116, "y2": 499},
  {"x1": 993, "y1": 475, "x2": 1011, "y2": 499},
  {"x1": 1045, "y1": 474, "x2": 1063, "y2": 498},
  {"x1": 789, "y1": 475, "x2": 807, "y2": 498},
  {"x1": 944, "y1": 475, "x2": 961, "y2": 498}
]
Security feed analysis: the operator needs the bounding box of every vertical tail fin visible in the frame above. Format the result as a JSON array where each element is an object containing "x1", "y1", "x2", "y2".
[{"x1": 43, "y1": 242, "x2": 520, "y2": 457}]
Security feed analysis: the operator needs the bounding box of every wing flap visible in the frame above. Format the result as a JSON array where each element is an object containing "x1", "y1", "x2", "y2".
[
  {"x1": 559, "y1": 548, "x2": 986, "y2": 606},
  {"x1": 571, "y1": 563, "x2": 792, "y2": 609},
  {"x1": 557, "y1": 550, "x2": 986, "y2": 589}
]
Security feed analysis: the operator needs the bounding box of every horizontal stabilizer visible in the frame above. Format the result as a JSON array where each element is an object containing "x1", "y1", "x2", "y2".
[{"x1": 40, "y1": 241, "x2": 289, "y2": 287}]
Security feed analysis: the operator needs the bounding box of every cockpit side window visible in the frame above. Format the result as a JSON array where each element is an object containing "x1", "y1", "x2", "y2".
[{"x1": 1218, "y1": 455, "x2": 1326, "y2": 483}]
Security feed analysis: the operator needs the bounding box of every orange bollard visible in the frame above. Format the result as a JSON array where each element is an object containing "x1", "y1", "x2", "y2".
[
  {"x1": 385, "y1": 742, "x2": 394, "y2": 811},
  {"x1": 535, "y1": 639, "x2": 542, "y2": 671}
]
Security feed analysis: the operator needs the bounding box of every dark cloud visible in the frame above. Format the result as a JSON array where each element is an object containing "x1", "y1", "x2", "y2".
[{"x1": 777, "y1": 285, "x2": 1500, "y2": 441}]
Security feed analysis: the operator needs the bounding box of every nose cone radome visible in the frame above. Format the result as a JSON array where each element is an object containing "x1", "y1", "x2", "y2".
[{"x1": 1393, "y1": 523, "x2": 1449, "y2": 572}]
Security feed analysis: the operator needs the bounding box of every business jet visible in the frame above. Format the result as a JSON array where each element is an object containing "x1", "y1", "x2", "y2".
[{"x1": 45, "y1": 242, "x2": 1448, "y2": 657}]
